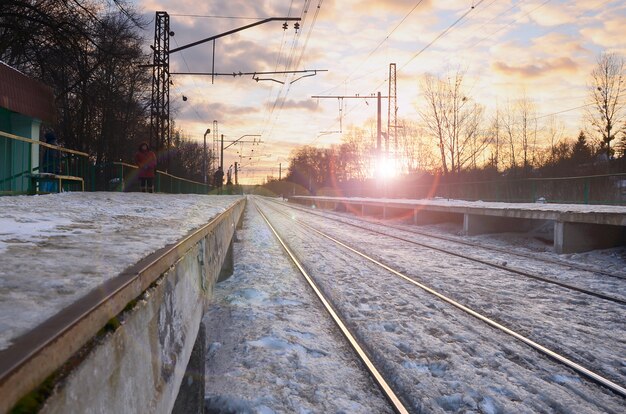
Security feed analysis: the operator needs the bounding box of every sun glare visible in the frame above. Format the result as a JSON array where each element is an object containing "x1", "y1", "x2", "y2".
[{"x1": 375, "y1": 157, "x2": 397, "y2": 179}]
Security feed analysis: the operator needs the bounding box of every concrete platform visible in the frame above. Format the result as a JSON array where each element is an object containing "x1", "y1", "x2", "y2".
[
  {"x1": 290, "y1": 196, "x2": 626, "y2": 254},
  {"x1": 0, "y1": 193, "x2": 245, "y2": 413}
]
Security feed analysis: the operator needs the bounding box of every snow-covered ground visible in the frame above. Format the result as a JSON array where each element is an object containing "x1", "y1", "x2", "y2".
[
  {"x1": 280, "y1": 200, "x2": 626, "y2": 300},
  {"x1": 255, "y1": 197, "x2": 625, "y2": 412},
  {"x1": 295, "y1": 195, "x2": 626, "y2": 215},
  {"x1": 202, "y1": 200, "x2": 392, "y2": 413},
  {"x1": 0, "y1": 192, "x2": 242, "y2": 351}
]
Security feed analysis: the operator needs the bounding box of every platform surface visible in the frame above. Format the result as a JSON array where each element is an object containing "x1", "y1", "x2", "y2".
[
  {"x1": 0, "y1": 193, "x2": 243, "y2": 350},
  {"x1": 292, "y1": 196, "x2": 626, "y2": 225}
]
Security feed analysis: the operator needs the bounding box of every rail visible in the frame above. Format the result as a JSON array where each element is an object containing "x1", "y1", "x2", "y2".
[
  {"x1": 281, "y1": 197, "x2": 626, "y2": 281},
  {"x1": 96, "y1": 162, "x2": 209, "y2": 194},
  {"x1": 274, "y1": 198, "x2": 626, "y2": 303},
  {"x1": 258, "y1": 197, "x2": 626, "y2": 399},
  {"x1": 0, "y1": 130, "x2": 91, "y2": 194},
  {"x1": 255, "y1": 200, "x2": 409, "y2": 414}
]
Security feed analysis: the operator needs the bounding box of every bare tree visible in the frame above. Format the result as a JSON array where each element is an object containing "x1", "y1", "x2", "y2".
[
  {"x1": 419, "y1": 70, "x2": 484, "y2": 175},
  {"x1": 501, "y1": 100, "x2": 518, "y2": 170},
  {"x1": 396, "y1": 119, "x2": 437, "y2": 173},
  {"x1": 420, "y1": 74, "x2": 449, "y2": 174},
  {"x1": 517, "y1": 95, "x2": 538, "y2": 170},
  {"x1": 587, "y1": 52, "x2": 625, "y2": 158},
  {"x1": 486, "y1": 108, "x2": 502, "y2": 171}
]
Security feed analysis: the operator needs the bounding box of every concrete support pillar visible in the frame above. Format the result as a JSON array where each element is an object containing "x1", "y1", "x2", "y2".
[
  {"x1": 217, "y1": 238, "x2": 234, "y2": 282},
  {"x1": 464, "y1": 214, "x2": 532, "y2": 236},
  {"x1": 554, "y1": 221, "x2": 625, "y2": 254},
  {"x1": 172, "y1": 322, "x2": 206, "y2": 414}
]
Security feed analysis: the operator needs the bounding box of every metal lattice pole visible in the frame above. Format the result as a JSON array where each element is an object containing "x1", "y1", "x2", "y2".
[{"x1": 150, "y1": 11, "x2": 170, "y2": 167}]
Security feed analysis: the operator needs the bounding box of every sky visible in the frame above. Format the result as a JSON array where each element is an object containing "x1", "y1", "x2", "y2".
[{"x1": 130, "y1": 0, "x2": 626, "y2": 184}]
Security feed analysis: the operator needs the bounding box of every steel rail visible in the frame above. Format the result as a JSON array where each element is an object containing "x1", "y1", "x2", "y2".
[
  {"x1": 257, "y1": 198, "x2": 626, "y2": 399},
  {"x1": 0, "y1": 198, "x2": 246, "y2": 412},
  {"x1": 269, "y1": 198, "x2": 626, "y2": 305},
  {"x1": 286, "y1": 199, "x2": 626, "y2": 281},
  {"x1": 254, "y1": 200, "x2": 409, "y2": 414}
]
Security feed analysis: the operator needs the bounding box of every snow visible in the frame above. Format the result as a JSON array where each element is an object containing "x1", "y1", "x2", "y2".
[
  {"x1": 202, "y1": 202, "x2": 393, "y2": 413},
  {"x1": 254, "y1": 197, "x2": 626, "y2": 412},
  {"x1": 296, "y1": 195, "x2": 626, "y2": 215},
  {"x1": 287, "y1": 203, "x2": 626, "y2": 297},
  {"x1": 0, "y1": 192, "x2": 242, "y2": 351}
]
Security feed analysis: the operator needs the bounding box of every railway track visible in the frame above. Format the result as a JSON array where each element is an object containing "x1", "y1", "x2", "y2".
[
  {"x1": 256, "y1": 197, "x2": 626, "y2": 401},
  {"x1": 255, "y1": 201, "x2": 410, "y2": 414},
  {"x1": 268, "y1": 198, "x2": 626, "y2": 305},
  {"x1": 294, "y1": 201, "x2": 626, "y2": 281}
]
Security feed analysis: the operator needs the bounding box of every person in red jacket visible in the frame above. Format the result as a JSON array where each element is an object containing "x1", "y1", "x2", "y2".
[{"x1": 134, "y1": 142, "x2": 157, "y2": 193}]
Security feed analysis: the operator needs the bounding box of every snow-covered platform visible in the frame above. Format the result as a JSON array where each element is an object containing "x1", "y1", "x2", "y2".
[
  {"x1": 289, "y1": 196, "x2": 626, "y2": 253},
  {"x1": 0, "y1": 193, "x2": 245, "y2": 413}
]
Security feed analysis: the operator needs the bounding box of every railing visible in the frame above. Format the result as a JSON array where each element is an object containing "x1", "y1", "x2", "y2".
[
  {"x1": 421, "y1": 174, "x2": 626, "y2": 205},
  {"x1": 337, "y1": 173, "x2": 626, "y2": 205},
  {"x1": 0, "y1": 130, "x2": 91, "y2": 194},
  {"x1": 98, "y1": 162, "x2": 209, "y2": 194},
  {"x1": 1, "y1": 131, "x2": 209, "y2": 195}
]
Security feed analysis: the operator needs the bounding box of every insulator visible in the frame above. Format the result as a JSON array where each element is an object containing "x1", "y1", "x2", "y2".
[
  {"x1": 294, "y1": 22, "x2": 300, "y2": 31},
  {"x1": 282, "y1": 22, "x2": 288, "y2": 30}
]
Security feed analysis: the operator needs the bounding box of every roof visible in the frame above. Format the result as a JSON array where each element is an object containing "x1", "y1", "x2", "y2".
[{"x1": 0, "y1": 61, "x2": 55, "y2": 122}]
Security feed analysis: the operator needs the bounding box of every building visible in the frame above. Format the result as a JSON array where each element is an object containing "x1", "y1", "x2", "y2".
[{"x1": 0, "y1": 61, "x2": 55, "y2": 193}]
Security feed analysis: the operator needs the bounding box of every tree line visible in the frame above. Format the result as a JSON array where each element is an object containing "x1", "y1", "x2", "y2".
[
  {"x1": 284, "y1": 53, "x2": 626, "y2": 193},
  {"x1": 0, "y1": 1, "x2": 206, "y2": 180}
]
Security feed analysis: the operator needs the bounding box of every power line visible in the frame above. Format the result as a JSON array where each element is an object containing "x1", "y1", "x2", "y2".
[
  {"x1": 170, "y1": 36, "x2": 209, "y2": 126},
  {"x1": 463, "y1": 0, "x2": 552, "y2": 52},
  {"x1": 262, "y1": 0, "x2": 324, "y2": 144},
  {"x1": 399, "y1": 0, "x2": 486, "y2": 73},
  {"x1": 319, "y1": 0, "x2": 427, "y2": 95}
]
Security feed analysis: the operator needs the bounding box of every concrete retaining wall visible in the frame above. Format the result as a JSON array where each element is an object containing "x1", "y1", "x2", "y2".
[{"x1": 37, "y1": 199, "x2": 245, "y2": 414}]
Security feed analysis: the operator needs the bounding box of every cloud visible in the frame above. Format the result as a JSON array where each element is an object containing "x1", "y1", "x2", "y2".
[
  {"x1": 492, "y1": 57, "x2": 579, "y2": 79},
  {"x1": 267, "y1": 98, "x2": 321, "y2": 112},
  {"x1": 176, "y1": 101, "x2": 261, "y2": 124},
  {"x1": 580, "y1": 17, "x2": 626, "y2": 50}
]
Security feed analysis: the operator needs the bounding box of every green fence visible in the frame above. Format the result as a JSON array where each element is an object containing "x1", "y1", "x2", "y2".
[
  {"x1": 1, "y1": 131, "x2": 209, "y2": 196},
  {"x1": 422, "y1": 174, "x2": 626, "y2": 205},
  {"x1": 340, "y1": 173, "x2": 626, "y2": 205},
  {"x1": 0, "y1": 130, "x2": 91, "y2": 194}
]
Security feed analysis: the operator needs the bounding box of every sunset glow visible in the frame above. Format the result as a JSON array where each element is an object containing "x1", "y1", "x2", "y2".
[{"x1": 132, "y1": 0, "x2": 626, "y2": 184}]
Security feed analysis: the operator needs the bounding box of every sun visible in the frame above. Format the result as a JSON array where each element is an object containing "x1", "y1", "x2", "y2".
[{"x1": 374, "y1": 156, "x2": 397, "y2": 179}]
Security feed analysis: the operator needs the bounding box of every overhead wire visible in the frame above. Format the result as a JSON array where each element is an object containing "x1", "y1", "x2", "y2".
[
  {"x1": 398, "y1": 0, "x2": 486, "y2": 73},
  {"x1": 319, "y1": 0, "x2": 427, "y2": 95},
  {"x1": 170, "y1": 36, "x2": 211, "y2": 131},
  {"x1": 258, "y1": 0, "x2": 325, "y2": 172},
  {"x1": 312, "y1": 1, "x2": 489, "y2": 140}
]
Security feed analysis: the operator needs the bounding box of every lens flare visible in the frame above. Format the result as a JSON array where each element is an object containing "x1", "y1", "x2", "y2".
[{"x1": 375, "y1": 157, "x2": 397, "y2": 179}]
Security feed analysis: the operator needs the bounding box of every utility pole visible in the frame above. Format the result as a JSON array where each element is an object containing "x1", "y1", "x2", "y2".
[
  {"x1": 388, "y1": 63, "x2": 398, "y2": 155},
  {"x1": 377, "y1": 91, "x2": 382, "y2": 155},
  {"x1": 279, "y1": 163, "x2": 282, "y2": 181},
  {"x1": 311, "y1": 93, "x2": 389, "y2": 155},
  {"x1": 203, "y1": 128, "x2": 211, "y2": 184},
  {"x1": 220, "y1": 134, "x2": 224, "y2": 170},
  {"x1": 212, "y1": 120, "x2": 218, "y2": 172},
  {"x1": 148, "y1": 13, "x2": 301, "y2": 164},
  {"x1": 234, "y1": 162, "x2": 238, "y2": 185}
]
